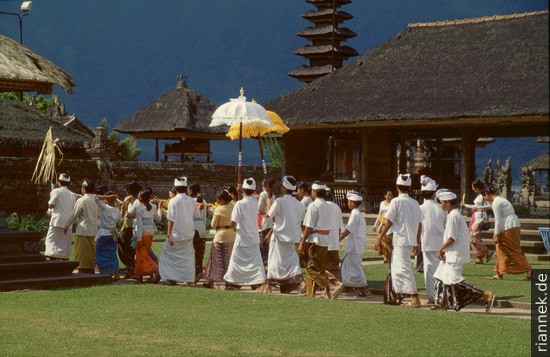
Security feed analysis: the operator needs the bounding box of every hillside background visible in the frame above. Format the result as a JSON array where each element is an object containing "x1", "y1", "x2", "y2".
[{"x1": 0, "y1": 0, "x2": 547, "y2": 185}]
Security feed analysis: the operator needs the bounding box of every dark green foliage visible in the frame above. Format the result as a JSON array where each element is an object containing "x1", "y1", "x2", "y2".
[
  {"x1": 0, "y1": 93, "x2": 52, "y2": 116},
  {"x1": 5, "y1": 212, "x2": 49, "y2": 232},
  {"x1": 99, "y1": 118, "x2": 142, "y2": 161}
]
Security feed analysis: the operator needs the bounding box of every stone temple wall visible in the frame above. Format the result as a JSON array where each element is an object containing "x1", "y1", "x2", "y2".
[{"x1": 0, "y1": 157, "x2": 281, "y2": 214}]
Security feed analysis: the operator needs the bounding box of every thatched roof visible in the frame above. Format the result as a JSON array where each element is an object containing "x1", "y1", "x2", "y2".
[
  {"x1": 114, "y1": 86, "x2": 226, "y2": 140},
  {"x1": 0, "y1": 34, "x2": 76, "y2": 94},
  {"x1": 0, "y1": 100, "x2": 92, "y2": 148},
  {"x1": 267, "y1": 11, "x2": 549, "y2": 127},
  {"x1": 522, "y1": 153, "x2": 549, "y2": 171}
]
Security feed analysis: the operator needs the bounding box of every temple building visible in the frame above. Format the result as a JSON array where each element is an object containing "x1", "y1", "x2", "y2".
[
  {"x1": 266, "y1": 11, "x2": 549, "y2": 208},
  {"x1": 289, "y1": 0, "x2": 358, "y2": 83}
]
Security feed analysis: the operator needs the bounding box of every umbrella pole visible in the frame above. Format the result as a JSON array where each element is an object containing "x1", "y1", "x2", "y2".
[
  {"x1": 238, "y1": 121, "x2": 243, "y2": 200},
  {"x1": 258, "y1": 136, "x2": 267, "y2": 178}
]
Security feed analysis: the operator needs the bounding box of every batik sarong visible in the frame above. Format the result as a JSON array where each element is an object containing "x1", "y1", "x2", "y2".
[
  {"x1": 96, "y1": 235, "x2": 119, "y2": 275},
  {"x1": 304, "y1": 242, "x2": 329, "y2": 297},
  {"x1": 193, "y1": 230, "x2": 206, "y2": 279},
  {"x1": 470, "y1": 217, "x2": 490, "y2": 260},
  {"x1": 117, "y1": 227, "x2": 135, "y2": 271},
  {"x1": 494, "y1": 227, "x2": 531, "y2": 275},
  {"x1": 205, "y1": 241, "x2": 234, "y2": 282},
  {"x1": 433, "y1": 279, "x2": 484, "y2": 311}
]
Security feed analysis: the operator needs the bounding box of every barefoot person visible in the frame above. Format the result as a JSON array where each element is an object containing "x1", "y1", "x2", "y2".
[
  {"x1": 432, "y1": 191, "x2": 496, "y2": 312},
  {"x1": 159, "y1": 177, "x2": 199, "y2": 286},
  {"x1": 224, "y1": 178, "x2": 266, "y2": 289},
  {"x1": 464, "y1": 179, "x2": 493, "y2": 264},
  {"x1": 134, "y1": 189, "x2": 161, "y2": 283},
  {"x1": 377, "y1": 174, "x2": 423, "y2": 307},
  {"x1": 483, "y1": 187, "x2": 531, "y2": 281},
  {"x1": 340, "y1": 191, "x2": 371, "y2": 297},
  {"x1": 45, "y1": 173, "x2": 76, "y2": 260},
  {"x1": 94, "y1": 191, "x2": 122, "y2": 279}
]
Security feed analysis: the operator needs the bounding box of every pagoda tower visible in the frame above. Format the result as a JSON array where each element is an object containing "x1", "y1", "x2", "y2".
[{"x1": 289, "y1": 0, "x2": 358, "y2": 83}]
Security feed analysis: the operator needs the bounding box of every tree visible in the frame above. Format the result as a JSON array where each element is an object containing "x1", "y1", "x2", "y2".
[
  {"x1": 483, "y1": 159, "x2": 495, "y2": 189},
  {"x1": 263, "y1": 136, "x2": 285, "y2": 168},
  {"x1": 0, "y1": 92, "x2": 52, "y2": 116},
  {"x1": 98, "y1": 117, "x2": 142, "y2": 161}
]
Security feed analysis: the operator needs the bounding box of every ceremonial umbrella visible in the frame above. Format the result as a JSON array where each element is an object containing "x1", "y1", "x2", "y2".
[
  {"x1": 225, "y1": 109, "x2": 289, "y2": 178},
  {"x1": 210, "y1": 88, "x2": 274, "y2": 188}
]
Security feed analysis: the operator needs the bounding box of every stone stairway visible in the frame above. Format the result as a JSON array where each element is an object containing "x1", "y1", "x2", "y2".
[{"x1": 0, "y1": 223, "x2": 112, "y2": 292}]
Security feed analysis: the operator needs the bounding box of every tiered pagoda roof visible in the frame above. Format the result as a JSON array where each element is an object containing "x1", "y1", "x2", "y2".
[{"x1": 289, "y1": 0, "x2": 358, "y2": 83}]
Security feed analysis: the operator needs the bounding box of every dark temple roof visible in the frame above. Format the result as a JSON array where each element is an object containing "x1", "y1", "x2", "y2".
[
  {"x1": 114, "y1": 86, "x2": 225, "y2": 139},
  {"x1": 267, "y1": 11, "x2": 549, "y2": 126}
]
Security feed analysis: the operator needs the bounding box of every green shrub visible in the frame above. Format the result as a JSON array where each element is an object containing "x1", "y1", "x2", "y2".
[{"x1": 5, "y1": 213, "x2": 49, "y2": 232}]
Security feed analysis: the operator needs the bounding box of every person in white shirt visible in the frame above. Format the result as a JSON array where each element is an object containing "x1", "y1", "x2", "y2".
[
  {"x1": 297, "y1": 182, "x2": 313, "y2": 211},
  {"x1": 298, "y1": 181, "x2": 343, "y2": 299},
  {"x1": 419, "y1": 178, "x2": 447, "y2": 304},
  {"x1": 340, "y1": 191, "x2": 371, "y2": 297},
  {"x1": 45, "y1": 173, "x2": 77, "y2": 260},
  {"x1": 258, "y1": 179, "x2": 274, "y2": 266},
  {"x1": 189, "y1": 183, "x2": 208, "y2": 282},
  {"x1": 224, "y1": 178, "x2": 267, "y2": 288},
  {"x1": 483, "y1": 187, "x2": 531, "y2": 281},
  {"x1": 94, "y1": 191, "x2": 122, "y2": 279},
  {"x1": 464, "y1": 179, "x2": 493, "y2": 264},
  {"x1": 432, "y1": 191, "x2": 495, "y2": 312},
  {"x1": 64, "y1": 179, "x2": 100, "y2": 274},
  {"x1": 373, "y1": 188, "x2": 394, "y2": 264},
  {"x1": 159, "y1": 177, "x2": 200, "y2": 285},
  {"x1": 378, "y1": 174, "x2": 423, "y2": 307},
  {"x1": 326, "y1": 187, "x2": 345, "y2": 281},
  {"x1": 134, "y1": 189, "x2": 161, "y2": 283},
  {"x1": 265, "y1": 176, "x2": 305, "y2": 294}
]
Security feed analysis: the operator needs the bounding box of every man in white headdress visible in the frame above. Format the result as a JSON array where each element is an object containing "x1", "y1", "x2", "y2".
[
  {"x1": 159, "y1": 176, "x2": 199, "y2": 285},
  {"x1": 265, "y1": 175, "x2": 305, "y2": 293},
  {"x1": 419, "y1": 177, "x2": 447, "y2": 304},
  {"x1": 298, "y1": 181, "x2": 341, "y2": 299},
  {"x1": 432, "y1": 191, "x2": 495, "y2": 312},
  {"x1": 224, "y1": 178, "x2": 267, "y2": 288},
  {"x1": 45, "y1": 173, "x2": 76, "y2": 260},
  {"x1": 378, "y1": 174, "x2": 423, "y2": 307},
  {"x1": 340, "y1": 191, "x2": 371, "y2": 297}
]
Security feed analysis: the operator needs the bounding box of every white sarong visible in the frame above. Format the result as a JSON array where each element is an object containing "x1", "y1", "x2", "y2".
[
  {"x1": 224, "y1": 242, "x2": 266, "y2": 285},
  {"x1": 423, "y1": 251, "x2": 440, "y2": 301},
  {"x1": 267, "y1": 235, "x2": 302, "y2": 281},
  {"x1": 391, "y1": 245, "x2": 417, "y2": 295},
  {"x1": 159, "y1": 239, "x2": 195, "y2": 282},
  {"x1": 433, "y1": 260, "x2": 464, "y2": 285},
  {"x1": 45, "y1": 226, "x2": 73, "y2": 259},
  {"x1": 341, "y1": 252, "x2": 367, "y2": 287}
]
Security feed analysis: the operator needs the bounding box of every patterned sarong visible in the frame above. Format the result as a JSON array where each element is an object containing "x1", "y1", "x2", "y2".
[
  {"x1": 470, "y1": 220, "x2": 489, "y2": 259},
  {"x1": 304, "y1": 242, "x2": 329, "y2": 297},
  {"x1": 375, "y1": 233, "x2": 393, "y2": 263},
  {"x1": 74, "y1": 235, "x2": 95, "y2": 271},
  {"x1": 117, "y1": 227, "x2": 135, "y2": 270},
  {"x1": 205, "y1": 241, "x2": 234, "y2": 282},
  {"x1": 96, "y1": 235, "x2": 119, "y2": 275},
  {"x1": 433, "y1": 279, "x2": 483, "y2": 311},
  {"x1": 494, "y1": 227, "x2": 531, "y2": 275}
]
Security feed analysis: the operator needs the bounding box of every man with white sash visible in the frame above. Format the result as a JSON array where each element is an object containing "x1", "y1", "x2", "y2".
[
  {"x1": 45, "y1": 173, "x2": 76, "y2": 260},
  {"x1": 159, "y1": 176, "x2": 199, "y2": 285},
  {"x1": 432, "y1": 191, "x2": 495, "y2": 312},
  {"x1": 378, "y1": 174, "x2": 423, "y2": 307},
  {"x1": 340, "y1": 191, "x2": 371, "y2": 297},
  {"x1": 224, "y1": 178, "x2": 267, "y2": 287},
  {"x1": 419, "y1": 178, "x2": 447, "y2": 304},
  {"x1": 298, "y1": 181, "x2": 341, "y2": 299},
  {"x1": 266, "y1": 175, "x2": 305, "y2": 293}
]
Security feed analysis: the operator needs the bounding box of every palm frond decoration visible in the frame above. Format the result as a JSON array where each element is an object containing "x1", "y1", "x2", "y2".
[{"x1": 32, "y1": 127, "x2": 63, "y2": 184}]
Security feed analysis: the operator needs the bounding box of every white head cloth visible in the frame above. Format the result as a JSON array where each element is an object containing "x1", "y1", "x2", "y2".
[
  {"x1": 59, "y1": 173, "x2": 70, "y2": 182},
  {"x1": 174, "y1": 176, "x2": 187, "y2": 187},
  {"x1": 82, "y1": 180, "x2": 89, "y2": 187},
  {"x1": 396, "y1": 174, "x2": 412, "y2": 186},
  {"x1": 243, "y1": 177, "x2": 256, "y2": 190},
  {"x1": 435, "y1": 188, "x2": 450, "y2": 199},
  {"x1": 346, "y1": 191, "x2": 362, "y2": 202},
  {"x1": 421, "y1": 179, "x2": 437, "y2": 192},
  {"x1": 311, "y1": 181, "x2": 327, "y2": 191},
  {"x1": 282, "y1": 176, "x2": 296, "y2": 190},
  {"x1": 438, "y1": 191, "x2": 457, "y2": 202}
]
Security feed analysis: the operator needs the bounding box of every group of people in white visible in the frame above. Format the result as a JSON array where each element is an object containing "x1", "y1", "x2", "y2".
[{"x1": 45, "y1": 169, "x2": 529, "y2": 310}]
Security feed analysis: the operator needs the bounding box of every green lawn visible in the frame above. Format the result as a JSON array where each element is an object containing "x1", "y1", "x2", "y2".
[
  {"x1": 0, "y1": 285, "x2": 531, "y2": 356},
  {"x1": 363, "y1": 256, "x2": 549, "y2": 303}
]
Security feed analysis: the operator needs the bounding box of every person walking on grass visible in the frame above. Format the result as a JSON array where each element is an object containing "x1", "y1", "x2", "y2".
[
  {"x1": 118, "y1": 181, "x2": 141, "y2": 279},
  {"x1": 94, "y1": 191, "x2": 122, "y2": 280},
  {"x1": 483, "y1": 186, "x2": 531, "y2": 281},
  {"x1": 45, "y1": 173, "x2": 76, "y2": 261},
  {"x1": 377, "y1": 174, "x2": 423, "y2": 307},
  {"x1": 223, "y1": 178, "x2": 267, "y2": 289},
  {"x1": 159, "y1": 177, "x2": 199, "y2": 286},
  {"x1": 432, "y1": 191, "x2": 496, "y2": 312},
  {"x1": 134, "y1": 189, "x2": 161, "y2": 283},
  {"x1": 265, "y1": 176, "x2": 305, "y2": 294},
  {"x1": 298, "y1": 181, "x2": 343, "y2": 299},
  {"x1": 188, "y1": 183, "x2": 208, "y2": 283},
  {"x1": 464, "y1": 179, "x2": 494, "y2": 264},
  {"x1": 339, "y1": 191, "x2": 371, "y2": 297},
  {"x1": 419, "y1": 177, "x2": 447, "y2": 305}
]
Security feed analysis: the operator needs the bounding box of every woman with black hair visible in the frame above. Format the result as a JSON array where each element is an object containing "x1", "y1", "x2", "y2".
[
  {"x1": 373, "y1": 188, "x2": 394, "y2": 264},
  {"x1": 119, "y1": 181, "x2": 141, "y2": 278},
  {"x1": 464, "y1": 179, "x2": 493, "y2": 264},
  {"x1": 134, "y1": 189, "x2": 161, "y2": 283},
  {"x1": 188, "y1": 183, "x2": 208, "y2": 282}
]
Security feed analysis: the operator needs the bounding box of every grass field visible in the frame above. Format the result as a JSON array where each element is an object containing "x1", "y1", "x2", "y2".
[{"x1": 0, "y1": 284, "x2": 532, "y2": 357}]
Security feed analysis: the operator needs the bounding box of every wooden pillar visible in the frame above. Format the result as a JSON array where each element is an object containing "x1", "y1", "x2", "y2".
[
  {"x1": 460, "y1": 129, "x2": 478, "y2": 199},
  {"x1": 435, "y1": 134, "x2": 443, "y2": 184},
  {"x1": 360, "y1": 129, "x2": 373, "y2": 192},
  {"x1": 155, "y1": 139, "x2": 159, "y2": 162},
  {"x1": 399, "y1": 131, "x2": 407, "y2": 174},
  {"x1": 179, "y1": 139, "x2": 185, "y2": 163},
  {"x1": 327, "y1": 135, "x2": 334, "y2": 173}
]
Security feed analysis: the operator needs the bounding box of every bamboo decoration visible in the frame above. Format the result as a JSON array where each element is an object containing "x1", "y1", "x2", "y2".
[{"x1": 32, "y1": 127, "x2": 63, "y2": 184}]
